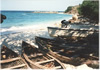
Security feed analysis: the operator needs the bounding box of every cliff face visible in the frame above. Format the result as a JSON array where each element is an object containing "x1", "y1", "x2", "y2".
[{"x1": 65, "y1": 5, "x2": 79, "y2": 15}]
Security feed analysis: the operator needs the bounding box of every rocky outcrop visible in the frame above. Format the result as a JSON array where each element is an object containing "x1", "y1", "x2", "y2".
[
  {"x1": 68, "y1": 14, "x2": 79, "y2": 23},
  {"x1": 0, "y1": 14, "x2": 6, "y2": 23},
  {"x1": 64, "y1": 5, "x2": 80, "y2": 23},
  {"x1": 65, "y1": 5, "x2": 79, "y2": 15}
]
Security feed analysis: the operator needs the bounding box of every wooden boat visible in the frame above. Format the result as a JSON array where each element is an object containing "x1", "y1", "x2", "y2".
[
  {"x1": 22, "y1": 41, "x2": 65, "y2": 69},
  {"x1": 66, "y1": 24, "x2": 99, "y2": 30},
  {"x1": 48, "y1": 27, "x2": 98, "y2": 38},
  {"x1": 35, "y1": 36, "x2": 99, "y2": 68},
  {"x1": 61, "y1": 21, "x2": 99, "y2": 30},
  {"x1": 0, "y1": 45, "x2": 29, "y2": 69}
]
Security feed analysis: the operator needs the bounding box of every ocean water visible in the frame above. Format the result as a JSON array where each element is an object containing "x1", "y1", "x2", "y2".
[
  {"x1": 1, "y1": 11, "x2": 72, "y2": 33},
  {"x1": 0, "y1": 11, "x2": 72, "y2": 54}
]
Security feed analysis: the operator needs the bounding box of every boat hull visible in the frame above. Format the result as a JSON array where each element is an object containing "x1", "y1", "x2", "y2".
[
  {"x1": 1, "y1": 45, "x2": 29, "y2": 69},
  {"x1": 48, "y1": 27, "x2": 98, "y2": 37},
  {"x1": 22, "y1": 41, "x2": 65, "y2": 69},
  {"x1": 35, "y1": 36, "x2": 99, "y2": 67}
]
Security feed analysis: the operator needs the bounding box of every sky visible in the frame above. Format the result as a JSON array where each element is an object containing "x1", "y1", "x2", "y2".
[{"x1": 1, "y1": 0, "x2": 84, "y2": 11}]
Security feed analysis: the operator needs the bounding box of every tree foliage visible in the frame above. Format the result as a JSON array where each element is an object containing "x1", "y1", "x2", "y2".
[{"x1": 78, "y1": 0, "x2": 99, "y2": 22}]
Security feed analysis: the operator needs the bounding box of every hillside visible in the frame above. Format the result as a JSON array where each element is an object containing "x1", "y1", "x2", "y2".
[{"x1": 65, "y1": 5, "x2": 79, "y2": 15}]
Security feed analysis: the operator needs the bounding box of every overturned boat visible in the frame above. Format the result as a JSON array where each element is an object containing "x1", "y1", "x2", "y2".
[
  {"x1": 22, "y1": 41, "x2": 65, "y2": 69},
  {"x1": 48, "y1": 27, "x2": 98, "y2": 38},
  {"x1": 35, "y1": 36, "x2": 99, "y2": 68},
  {"x1": 0, "y1": 45, "x2": 29, "y2": 69}
]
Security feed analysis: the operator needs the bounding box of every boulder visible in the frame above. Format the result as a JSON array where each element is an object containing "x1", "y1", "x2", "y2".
[
  {"x1": 68, "y1": 19, "x2": 75, "y2": 23},
  {"x1": 1, "y1": 14, "x2": 6, "y2": 19},
  {"x1": 0, "y1": 14, "x2": 6, "y2": 23},
  {"x1": 72, "y1": 14, "x2": 78, "y2": 21}
]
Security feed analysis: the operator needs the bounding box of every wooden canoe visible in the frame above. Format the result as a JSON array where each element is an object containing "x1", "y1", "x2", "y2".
[
  {"x1": 21, "y1": 41, "x2": 66, "y2": 69},
  {"x1": 0, "y1": 45, "x2": 29, "y2": 69},
  {"x1": 48, "y1": 27, "x2": 98, "y2": 38},
  {"x1": 35, "y1": 36, "x2": 99, "y2": 68}
]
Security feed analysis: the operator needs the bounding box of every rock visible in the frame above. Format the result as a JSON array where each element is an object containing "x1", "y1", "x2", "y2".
[
  {"x1": 68, "y1": 14, "x2": 78, "y2": 23},
  {"x1": 72, "y1": 14, "x2": 78, "y2": 21},
  {"x1": 1, "y1": 14, "x2": 6, "y2": 19},
  {"x1": 0, "y1": 19, "x2": 3, "y2": 23},
  {"x1": 68, "y1": 19, "x2": 75, "y2": 23},
  {"x1": 65, "y1": 5, "x2": 79, "y2": 15},
  {"x1": 0, "y1": 14, "x2": 6, "y2": 23}
]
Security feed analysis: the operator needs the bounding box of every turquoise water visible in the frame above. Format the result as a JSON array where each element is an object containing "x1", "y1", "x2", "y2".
[{"x1": 1, "y1": 11, "x2": 72, "y2": 28}]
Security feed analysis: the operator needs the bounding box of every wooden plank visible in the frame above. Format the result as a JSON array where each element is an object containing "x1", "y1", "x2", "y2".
[
  {"x1": 90, "y1": 56, "x2": 99, "y2": 60},
  {"x1": 0, "y1": 57, "x2": 21, "y2": 63},
  {"x1": 23, "y1": 53, "x2": 48, "y2": 69},
  {"x1": 3, "y1": 64, "x2": 26, "y2": 69},
  {"x1": 53, "y1": 66, "x2": 61, "y2": 69},
  {"x1": 28, "y1": 53, "x2": 43, "y2": 58},
  {"x1": 37, "y1": 59, "x2": 54, "y2": 64}
]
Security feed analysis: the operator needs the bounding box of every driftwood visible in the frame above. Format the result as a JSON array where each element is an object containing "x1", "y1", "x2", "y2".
[
  {"x1": 35, "y1": 36, "x2": 99, "y2": 68},
  {"x1": 1, "y1": 45, "x2": 29, "y2": 69},
  {"x1": 22, "y1": 41, "x2": 66, "y2": 69}
]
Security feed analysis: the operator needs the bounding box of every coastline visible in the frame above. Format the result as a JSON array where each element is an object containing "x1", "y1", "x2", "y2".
[
  {"x1": 1, "y1": 12, "x2": 98, "y2": 53},
  {"x1": 1, "y1": 12, "x2": 98, "y2": 69},
  {"x1": 1, "y1": 11, "x2": 73, "y2": 53},
  {"x1": 0, "y1": 19, "x2": 63, "y2": 54}
]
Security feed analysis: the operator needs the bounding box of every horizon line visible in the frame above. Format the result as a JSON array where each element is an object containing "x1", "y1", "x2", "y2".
[{"x1": 1, "y1": 10, "x2": 65, "y2": 12}]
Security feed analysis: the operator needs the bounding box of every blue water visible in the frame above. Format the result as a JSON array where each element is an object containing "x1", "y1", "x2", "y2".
[{"x1": 1, "y1": 11, "x2": 72, "y2": 28}]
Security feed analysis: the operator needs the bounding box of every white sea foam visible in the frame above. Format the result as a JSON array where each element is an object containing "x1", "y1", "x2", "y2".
[
  {"x1": 0, "y1": 20, "x2": 61, "y2": 34},
  {"x1": 0, "y1": 21, "x2": 61, "y2": 54},
  {"x1": 0, "y1": 15, "x2": 72, "y2": 54}
]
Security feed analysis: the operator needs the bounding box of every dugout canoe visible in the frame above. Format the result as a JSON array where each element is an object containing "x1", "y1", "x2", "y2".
[
  {"x1": 35, "y1": 36, "x2": 99, "y2": 67},
  {"x1": 0, "y1": 45, "x2": 29, "y2": 69},
  {"x1": 22, "y1": 41, "x2": 65, "y2": 69}
]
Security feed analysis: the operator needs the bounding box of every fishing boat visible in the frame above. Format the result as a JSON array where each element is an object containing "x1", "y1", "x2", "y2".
[
  {"x1": 0, "y1": 45, "x2": 29, "y2": 69},
  {"x1": 22, "y1": 41, "x2": 65, "y2": 69},
  {"x1": 35, "y1": 36, "x2": 99, "y2": 68},
  {"x1": 48, "y1": 27, "x2": 98, "y2": 38},
  {"x1": 66, "y1": 24, "x2": 99, "y2": 30}
]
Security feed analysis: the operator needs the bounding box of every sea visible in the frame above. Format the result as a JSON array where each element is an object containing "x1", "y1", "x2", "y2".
[
  {"x1": 0, "y1": 11, "x2": 72, "y2": 53},
  {"x1": 1, "y1": 11, "x2": 72, "y2": 34}
]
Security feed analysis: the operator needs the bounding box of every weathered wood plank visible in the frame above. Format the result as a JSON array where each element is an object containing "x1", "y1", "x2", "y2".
[
  {"x1": 3, "y1": 64, "x2": 26, "y2": 69},
  {"x1": 37, "y1": 59, "x2": 54, "y2": 64},
  {"x1": 0, "y1": 57, "x2": 21, "y2": 63}
]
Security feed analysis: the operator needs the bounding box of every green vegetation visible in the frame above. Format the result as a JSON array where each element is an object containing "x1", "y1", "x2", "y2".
[
  {"x1": 78, "y1": 0, "x2": 99, "y2": 22},
  {"x1": 64, "y1": 6, "x2": 73, "y2": 13}
]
